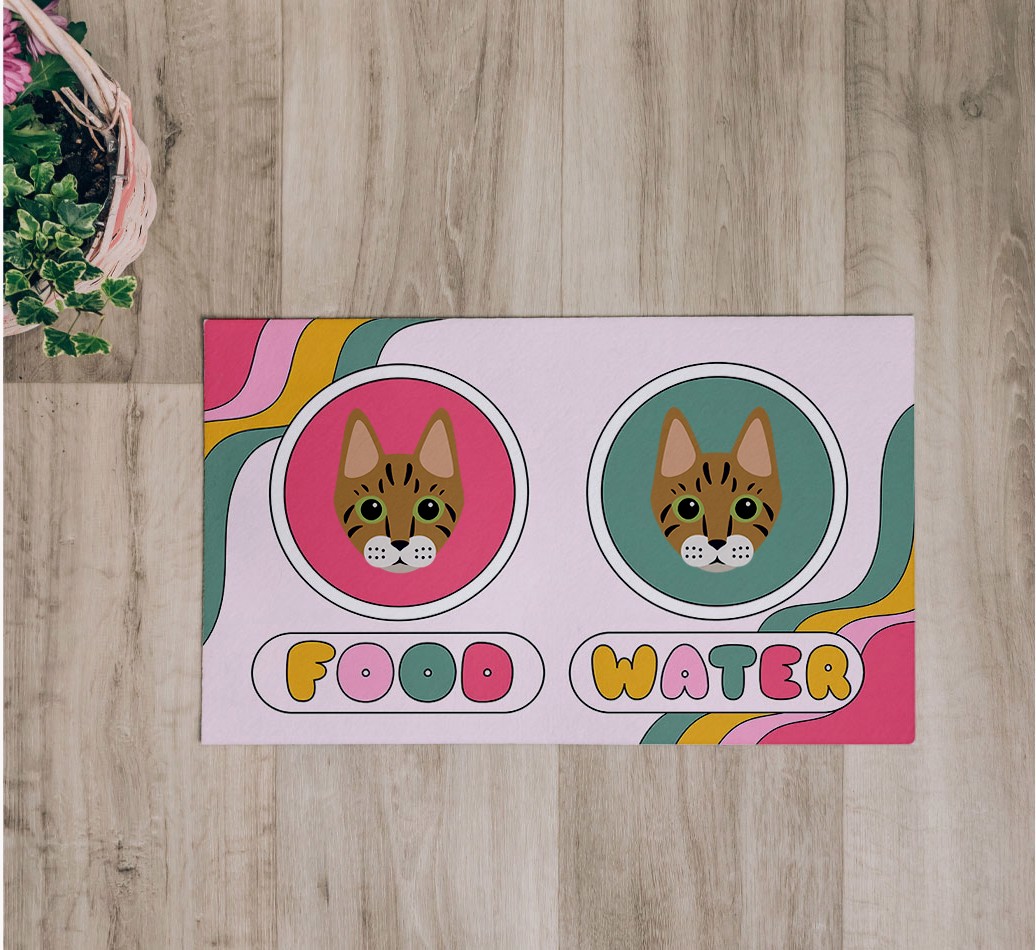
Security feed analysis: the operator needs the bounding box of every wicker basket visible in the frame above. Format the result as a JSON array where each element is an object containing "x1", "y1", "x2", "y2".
[{"x1": 2, "y1": 0, "x2": 156, "y2": 336}]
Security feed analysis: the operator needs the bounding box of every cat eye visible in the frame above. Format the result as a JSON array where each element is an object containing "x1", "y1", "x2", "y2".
[
  {"x1": 357, "y1": 496, "x2": 386, "y2": 524},
  {"x1": 413, "y1": 496, "x2": 442, "y2": 523},
  {"x1": 731, "y1": 495, "x2": 759, "y2": 522},
  {"x1": 673, "y1": 494, "x2": 703, "y2": 523}
]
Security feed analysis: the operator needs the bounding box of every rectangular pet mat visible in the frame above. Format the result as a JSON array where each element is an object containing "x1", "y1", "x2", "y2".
[{"x1": 202, "y1": 316, "x2": 914, "y2": 744}]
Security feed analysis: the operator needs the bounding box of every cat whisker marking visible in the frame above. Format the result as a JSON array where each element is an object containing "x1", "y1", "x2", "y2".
[
  {"x1": 343, "y1": 504, "x2": 355, "y2": 522},
  {"x1": 753, "y1": 523, "x2": 769, "y2": 537},
  {"x1": 664, "y1": 524, "x2": 680, "y2": 537},
  {"x1": 347, "y1": 524, "x2": 363, "y2": 537},
  {"x1": 762, "y1": 502, "x2": 774, "y2": 520},
  {"x1": 444, "y1": 503, "x2": 457, "y2": 522},
  {"x1": 436, "y1": 524, "x2": 451, "y2": 537},
  {"x1": 660, "y1": 503, "x2": 672, "y2": 522},
  {"x1": 727, "y1": 515, "x2": 733, "y2": 536}
]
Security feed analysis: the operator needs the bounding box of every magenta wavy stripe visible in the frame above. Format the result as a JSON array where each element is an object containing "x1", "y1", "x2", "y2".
[
  {"x1": 720, "y1": 608, "x2": 916, "y2": 745},
  {"x1": 204, "y1": 319, "x2": 310, "y2": 422}
]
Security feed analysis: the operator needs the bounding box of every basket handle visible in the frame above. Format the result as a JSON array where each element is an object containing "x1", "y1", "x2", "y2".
[{"x1": 3, "y1": 0, "x2": 116, "y2": 117}]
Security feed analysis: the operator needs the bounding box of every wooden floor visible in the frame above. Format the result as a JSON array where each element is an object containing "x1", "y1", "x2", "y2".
[{"x1": 4, "y1": 1, "x2": 1033, "y2": 947}]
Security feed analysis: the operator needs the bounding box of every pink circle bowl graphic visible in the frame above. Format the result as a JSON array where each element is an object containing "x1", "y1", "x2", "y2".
[{"x1": 277, "y1": 371, "x2": 523, "y2": 615}]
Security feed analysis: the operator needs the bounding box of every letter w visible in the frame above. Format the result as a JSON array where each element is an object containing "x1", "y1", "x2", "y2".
[{"x1": 592, "y1": 644, "x2": 657, "y2": 700}]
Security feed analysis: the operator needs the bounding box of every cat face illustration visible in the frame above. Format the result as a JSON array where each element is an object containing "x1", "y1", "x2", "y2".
[
  {"x1": 334, "y1": 409, "x2": 463, "y2": 572},
  {"x1": 650, "y1": 407, "x2": 781, "y2": 572}
]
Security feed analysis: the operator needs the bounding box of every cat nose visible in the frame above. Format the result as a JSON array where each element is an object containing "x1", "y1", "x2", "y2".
[
  {"x1": 708, "y1": 539, "x2": 726, "y2": 550},
  {"x1": 390, "y1": 540, "x2": 409, "y2": 551}
]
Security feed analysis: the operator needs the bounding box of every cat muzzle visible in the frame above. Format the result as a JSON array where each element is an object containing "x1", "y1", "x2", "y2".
[
  {"x1": 680, "y1": 534, "x2": 755, "y2": 572},
  {"x1": 363, "y1": 535, "x2": 438, "y2": 572}
]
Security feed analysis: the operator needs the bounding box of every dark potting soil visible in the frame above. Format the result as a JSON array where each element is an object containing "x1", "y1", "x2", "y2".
[{"x1": 33, "y1": 92, "x2": 113, "y2": 212}]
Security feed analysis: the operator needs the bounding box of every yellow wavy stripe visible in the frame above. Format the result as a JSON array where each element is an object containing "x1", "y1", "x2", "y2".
[
  {"x1": 204, "y1": 319, "x2": 366, "y2": 456},
  {"x1": 677, "y1": 547, "x2": 914, "y2": 745},
  {"x1": 677, "y1": 713, "x2": 768, "y2": 744},
  {"x1": 797, "y1": 547, "x2": 915, "y2": 634}
]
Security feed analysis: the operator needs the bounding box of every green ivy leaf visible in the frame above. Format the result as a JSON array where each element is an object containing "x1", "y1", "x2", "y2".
[
  {"x1": 55, "y1": 200, "x2": 101, "y2": 239},
  {"x1": 40, "y1": 258, "x2": 86, "y2": 294},
  {"x1": 63, "y1": 289, "x2": 105, "y2": 313},
  {"x1": 3, "y1": 232, "x2": 34, "y2": 269},
  {"x1": 4, "y1": 164, "x2": 34, "y2": 205},
  {"x1": 101, "y1": 275, "x2": 136, "y2": 309},
  {"x1": 66, "y1": 21, "x2": 87, "y2": 44},
  {"x1": 20, "y1": 54, "x2": 80, "y2": 99},
  {"x1": 4, "y1": 270, "x2": 32, "y2": 295},
  {"x1": 43, "y1": 327, "x2": 77, "y2": 357},
  {"x1": 16, "y1": 195, "x2": 49, "y2": 224},
  {"x1": 16, "y1": 208, "x2": 39, "y2": 240},
  {"x1": 16, "y1": 294, "x2": 59, "y2": 326},
  {"x1": 80, "y1": 261, "x2": 104, "y2": 281},
  {"x1": 50, "y1": 174, "x2": 78, "y2": 201},
  {"x1": 71, "y1": 332, "x2": 111, "y2": 356},
  {"x1": 30, "y1": 162, "x2": 55, "y2": 193},
  {"x1": 3, "y1": 104, "x2": 62, "y2": 165},
  {"x1": 53, "y1": 229, "x2": 83, "y2": 251}
]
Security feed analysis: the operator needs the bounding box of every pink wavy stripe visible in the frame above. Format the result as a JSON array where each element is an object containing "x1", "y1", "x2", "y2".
[
  {"x1": 204, "y1": 319, "x2": 310, "y2": 422},
  {"x1": 204, "y1": 320, "x2": 266, "y2": 410},
  {"x1": 720, "y1": 609, "x2": 916, "y2": 745}
]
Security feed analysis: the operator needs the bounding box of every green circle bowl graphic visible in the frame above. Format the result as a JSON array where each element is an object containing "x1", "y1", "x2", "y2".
[{"x1": 593, "y1": 367, "x2": 844, "y2": 616}]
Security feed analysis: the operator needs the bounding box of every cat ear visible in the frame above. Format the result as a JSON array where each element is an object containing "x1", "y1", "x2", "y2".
[
  {"x1": 732, "y1": 408, "x2": 777, "y2": 477},
  {"x1": 416, "y1": 410, "x2": 458, "y2": 479},
  {"x1": 657, "y1": 408, "x2": 700, "y2": 478},
  {"x1": 340, "y1": 410, "x2": 383, "y2": 478}
]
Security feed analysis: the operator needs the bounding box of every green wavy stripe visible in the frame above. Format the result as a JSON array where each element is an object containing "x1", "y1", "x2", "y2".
[
  {"x1": 641, "y1": 714, "x2": 707, "y2": 744},
  {"x1": 203, "y1": 427, "x2": 286, "y2": 643},
  {"x1": 333, "y1": 318, "x2": 435, "y2": 381},
  {"x1": 760, "y1": 406, "x2": 914, "y2": 632},
  {"x1": 204, "y1": 318, "x2": 432, "y2": 644},
  {"x1": 641, "y1": 406, "x2": 914, "y2": 743}
]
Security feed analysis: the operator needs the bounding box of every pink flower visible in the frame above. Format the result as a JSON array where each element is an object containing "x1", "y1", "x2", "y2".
[
  {"x1": 3, "y1": 10, "x2": 31, "y2": 105},
  {"x1": 23, "y1": 2, "x2": 69, "y2": 59}
]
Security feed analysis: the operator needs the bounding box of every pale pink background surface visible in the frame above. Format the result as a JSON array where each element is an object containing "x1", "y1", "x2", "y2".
[{"x1": 202, "y1": 316, "x2": 914, "y2": 743}]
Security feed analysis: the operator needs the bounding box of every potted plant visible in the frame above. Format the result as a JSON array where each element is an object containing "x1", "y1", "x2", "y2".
[{"x1": 3, "y1": 0, "x2": 155, "y2": 356}]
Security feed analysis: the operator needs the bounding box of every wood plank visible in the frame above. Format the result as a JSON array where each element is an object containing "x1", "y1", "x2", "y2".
[
  {"x1": 843, "y1": 1, "x2": 1034, "y2": 946},
  {"x1": 275, "y1": 746, "x2": 559, "y2": 947},
  {"x1": 559, "y1": 2, "x2": 846, "y2": 947},
  {"x1": 4, "y1": 384, "x2": 278, "y2": 948},
  {"x1": 562, "y1": 0, "x2": 845, "y2": 315},
  {"x1": 3, "y1": 0, "x2": 283, "y2": 384},
  {"x1": 280, "y1": 0, "x2": 562, "y2": 317},
  {"x1": 275, "y1": 2, "x2": 562, "y2": 945}
]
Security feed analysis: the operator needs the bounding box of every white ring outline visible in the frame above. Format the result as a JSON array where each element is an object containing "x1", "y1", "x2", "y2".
[
  {"x1": 271, "y1": 365, "x2": 528, "y2": 620},
  {"x1": 586, "y1": 363, "x2": 847, "y2": 620}
]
